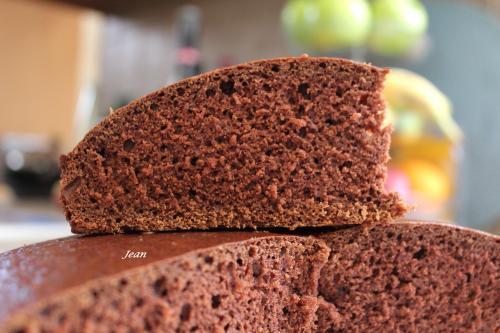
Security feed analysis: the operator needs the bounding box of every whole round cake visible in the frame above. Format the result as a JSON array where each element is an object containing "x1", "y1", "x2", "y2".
[{"x1": 1, "y1": 223, "x2": 498, "y2": 332}]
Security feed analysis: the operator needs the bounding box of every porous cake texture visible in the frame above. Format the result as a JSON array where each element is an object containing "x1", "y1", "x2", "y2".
[
  {"x1": 1, "y1": 223, "x2": 498, "y2": 332},
  {"x1": 60, "y1": 56, "x2": 406, "y2": 234},
  {"x1": 317, "y1": 223, "x2": 500, "y2": 332}
]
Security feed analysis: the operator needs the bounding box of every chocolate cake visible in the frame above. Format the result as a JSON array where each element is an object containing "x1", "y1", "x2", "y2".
[
  {"x1": 60, "y1": 55, "x2": 406, "y2": 234},
  {"x1": 2, "y1": 232, "x2": 329, "y2": 332},
  {"x1": 1, "y1": 222, "x2": 498, "y2": 332}
]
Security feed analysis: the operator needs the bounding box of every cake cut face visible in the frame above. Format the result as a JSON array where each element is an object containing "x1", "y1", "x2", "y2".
[
  {"x1": 1, "y1": 223, "x2": 498, "y2": 332},
  {"x1": 317, "y1": 223, "x2": 500, "y2": 332},
  {"x1": 61, "y1": 56, "x2": 406, "y2": 234}
]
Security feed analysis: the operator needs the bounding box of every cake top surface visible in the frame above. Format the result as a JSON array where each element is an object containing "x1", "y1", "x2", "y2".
[{"x1": 0, "y1": 231, "x2": 274, "y2": 322}]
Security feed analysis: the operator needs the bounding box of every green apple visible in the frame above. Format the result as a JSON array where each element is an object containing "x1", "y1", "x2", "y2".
[
  {"x1": 281, "y1": 0, "x2": 371, "y2": 51},
  {"x1": 369, "y1": 0, "x2": 428, "y2": 56}
]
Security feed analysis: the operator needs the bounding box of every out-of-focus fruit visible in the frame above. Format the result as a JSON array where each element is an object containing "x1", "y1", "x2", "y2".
[
  {"x1": 281, "y1": 0, "x2": 371, "y2": 51},
  {"x1": 399, "y1": 159, "x2": 450, "y2": 202},
  {"x1": 369, "y1": 0, "x2": 428, "y2": 56},
  {"x1": 395, "y1": 110, "x2": 424, "y2": 139},
  {"x1": 384, "y1": 68, "x2": 462, "y2": 142},
  {"x1": 386, "y1": 167, "x2": 412, "y2": 202},
  {"x1": 281, "y1": 0, "x2": 315, "y2": 47}
]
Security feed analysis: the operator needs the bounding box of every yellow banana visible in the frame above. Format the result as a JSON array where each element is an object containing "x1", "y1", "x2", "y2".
[{"x1": 384, "y1": 68, "x2": 462, "y2": 142}]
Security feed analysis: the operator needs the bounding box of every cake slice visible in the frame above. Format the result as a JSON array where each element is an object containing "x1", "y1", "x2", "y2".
[
  {"x1": 0, "y1": 232, "x2": 331, "y2": 332},
  {"x1": 1, "y1": 223, "x2": 498, "y2": 332},
  {"x1": 61, "y1": 55, "x2": 406, "y2": 234}
]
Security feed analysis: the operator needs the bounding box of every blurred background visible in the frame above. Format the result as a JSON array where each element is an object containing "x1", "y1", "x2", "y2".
[{"x1": 1, "y1": 0, "x2": 499, "y2": 251}]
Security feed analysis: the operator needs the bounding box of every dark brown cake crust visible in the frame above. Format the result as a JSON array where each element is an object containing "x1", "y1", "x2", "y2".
[
  {"x1": 60, "y1": 55, "x2": 406, "y2": 234},
  {"x1": 1, "y1": 223, "x2": 498, "y2": 332}
]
